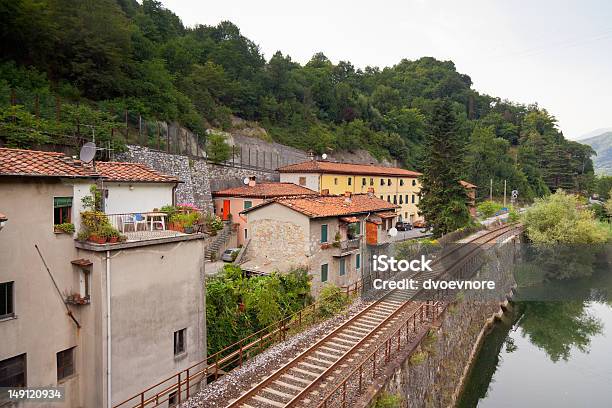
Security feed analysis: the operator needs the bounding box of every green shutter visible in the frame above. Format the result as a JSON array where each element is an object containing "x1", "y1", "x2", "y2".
[
  {"x1": 356, "y1": 253, "x2": 361, "y2": 269},
  {"x1": 321, "y1": 224, "x2": 328, "y2": 243},
  {"x1": 54, "y1": 197, "x2": 73, "y2": 208},
  {"x1": 321, "y1": 264, "x2": 328, "y2": 282},
  {"x1": 244, "y1": 200, "x2": 252, "y2": 209},
  {"x1": 339, "y1": 258, "x2": 346, "y2": 276}
]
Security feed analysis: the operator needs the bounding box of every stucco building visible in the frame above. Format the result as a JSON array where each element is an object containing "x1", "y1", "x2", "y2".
[
  {"x1": 212, "y1": 180, "x2": 317, "y2": 246},
  {"x1": 277, "y1": 160, "x2": 424, "y2": 223},
  {"x1": 240, "y1": 193, "x2": 398, "y2": 295},
  {"x1": 0, "y1": 148, "x2": 206, "y2": 407}
]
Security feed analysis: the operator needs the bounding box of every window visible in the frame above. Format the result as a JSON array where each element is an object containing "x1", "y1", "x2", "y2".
[
  {"x1": 412, "y1": 180, "x2": 417, "y2": 186},
  {"x1": 320, "y1": 224, "x2": 328, "y2": 243},
  {"x1": 370, "y1": 178, "x2": 374, "y2": 186},
  {"x1": 0, "y1": 354, "x2": 26, "y2": 387},
  {"x1": 400, "y1": 179, "x2": 404, "y2": 186},
  {"x1": 79, "y1": 270, "x2": 90, "y2": 300},
  {"x1": 405, "y1": 194, "x2": 409, "y2": 203},
  {"x1": 387, "y1": 179, "x2": 391, "y2": 186},
  {"x1": 356, "y1": 253, "x2": 361, "y2": 269},
  {"x1": 412, "y1": 195, "x2": 415, "y2": 204},
  {"x1": 244, "y1": 200, "x2": 252, "y2": 210},
  {"x1": 174, "y1": 328, "x2": 186, "y2": 356},
  {"x1": 57, "y1": 347, "x2": 75, "y2": 381},
  {"x1": 362, "y1": 177, "x2": 366, "y2": 186},
  {"x1": 380, "y1": 179, "x2": 385, "y2": 186},
  {"x1": 0, "y1": 281, "x2": 14, "y2": 319},
  {"x1": 348, "y1": 177, "x2": 352, "y2": 186},
  {"x1": 339, "y1": 258, "x2": 346, "y2": 276},
  {"x1": 380, "y1": 195, "x2": 384, "y2": 200},
  {"x1": 53, "y1": 197, "x2": 72, "y2": 225},
  {"x1": 334, "y1": 178, "x2": 338, "y2": 185},
  {"x1": 405, "y1": 212, "x2": 408, "y2": 219},
  {"x1": 168, "y1": 391, "x2": 178, "y2": 407},
  {"x1": 321, "y1": 264, "x2": 328, "y2": 282},
  {"x1": 393, "y1": 195, "x2": 397, "y2": 204},
  {"x1": 299, "y1": 176, "x2": 306, "y2": 186},
  {"x1": 387, "y1": 195, "x2": 391, "y2": 202},
  {"x1": 399, "y1": 195, "x2": 403, "y2": 204},
  {"x1": 244, "y1": 228, "x2": 248, "y2": 240}
]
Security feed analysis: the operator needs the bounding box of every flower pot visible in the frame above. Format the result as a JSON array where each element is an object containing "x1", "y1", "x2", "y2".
[
  {"x1": 89, "y1": 234, "x2": 107, "y2": 244},
  {"x1": 184, "y1": 226, "x2": 194, "y2": 234},
  {"x1": 108, "y1": 236, "x2": 119, "y2": 243}
]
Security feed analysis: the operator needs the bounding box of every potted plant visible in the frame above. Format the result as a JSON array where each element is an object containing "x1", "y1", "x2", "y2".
[
  {"x1": 54, "y1": 223, "x2": 75, "y2": 234},
  {"x1": 88, "y1": 228, "x2": 107, "y2": 244},
  {"x1": 104, "y1": 226, "x2": 121, "y2": 243}
]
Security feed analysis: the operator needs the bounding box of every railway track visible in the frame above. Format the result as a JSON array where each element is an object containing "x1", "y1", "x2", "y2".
[{"x1": 226, "y1": 224, "x2": 521, "y2": 408}]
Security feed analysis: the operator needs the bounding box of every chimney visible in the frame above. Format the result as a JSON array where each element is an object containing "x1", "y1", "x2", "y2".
[
  {"x1": 248, "y1": 175, "x2": 256, "y2": 187},
  {"x1": 344, "y1": 191, "x2": 352, "y2": 204},
  {"x1": 308, "y1": 150, "x2": 315, "y2": 161},
  {"x1": 367, "y1": 187, "x2": 374, "y2": 197},
  {"x1": 321, "y1": 189, "x2": 329, "y2": 195}
]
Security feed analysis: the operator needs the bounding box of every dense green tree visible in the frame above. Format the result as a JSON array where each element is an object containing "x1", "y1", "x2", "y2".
[{"x1": 418, "y1": 99, "x2": 472, "y2": 237}]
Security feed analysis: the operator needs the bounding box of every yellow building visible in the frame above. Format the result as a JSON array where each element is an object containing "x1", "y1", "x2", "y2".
[{"x1": 278, "y1": 160, "x2": 424, "y2": 223}]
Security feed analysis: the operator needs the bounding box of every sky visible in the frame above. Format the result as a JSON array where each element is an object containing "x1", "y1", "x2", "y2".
[{"x1": 162, "y1": 0, "x2": 612, "y2": 140}]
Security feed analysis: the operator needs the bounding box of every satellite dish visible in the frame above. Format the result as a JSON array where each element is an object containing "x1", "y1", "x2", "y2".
[
  {"x1": 388, "y1": 227, "x2": 398, "y2": 237},
  {"x1": 79, "y1": 142, "x2": 96, "y2": 163},
  {"x1": 321, "y1": 153, "x2": 328, "y2": 160},
  {"x1": 243, "y1": 177, "x2": 250, "y2": 185}
]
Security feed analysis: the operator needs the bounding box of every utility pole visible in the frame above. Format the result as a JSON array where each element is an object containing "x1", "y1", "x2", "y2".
[
  {"x1": 503, "y1": 180, "x2": 507, "y2": 207},
  {"x1": 490, "y1": 179, "x2": 493, "y2": 201}
]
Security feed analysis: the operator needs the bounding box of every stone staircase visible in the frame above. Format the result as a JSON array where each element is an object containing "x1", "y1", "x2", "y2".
[{"x1": 204, "y1": 222, "x2": 233, "y2": 260}]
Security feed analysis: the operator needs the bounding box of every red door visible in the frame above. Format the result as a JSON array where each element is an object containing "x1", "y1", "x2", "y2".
[{"x1": 222, "y1": 200, "x2": 231, "y2": 221}]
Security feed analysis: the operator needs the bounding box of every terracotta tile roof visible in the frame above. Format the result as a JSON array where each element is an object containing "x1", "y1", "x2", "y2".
[
  {"x1": 460, "y1": 180, "x2": 477, "y2": 189},
  {"x1": 95, "y1": 162, "x2": 179, "y2": 183},
  {"x1": 243, "y1": 193, "x2": 399, "y2": 218},
  {"x1": 0, "y1": 147, "x2": 99, "y2": 178},
  {"x1": 0, "y1": 148, "x2": 179, "y2": 183},
  {"x1": 213, "y1": 182, "x2": 317, "y2": 198},
  {"x1": 277, "y1": 160, "x2": 422, "y2": 177}
]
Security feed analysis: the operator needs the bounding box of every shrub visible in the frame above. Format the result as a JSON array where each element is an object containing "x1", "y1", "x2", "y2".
[
  {"x1": 477, "y1": 200, "x2": 503, "y2": 218},
  {"x1": 206, "y1": 132, "x2": 231, "y2": 163},
  {"x1": 317, "y1": 285, "x2": 350, "y2": 318},
  {"x1": 409, "y1": 350, "x2": 427, "y2": 365}
]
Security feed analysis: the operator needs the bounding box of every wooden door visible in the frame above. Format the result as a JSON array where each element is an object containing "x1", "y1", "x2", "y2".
[
  {"x1": 222, "y1": 200, "x2": 231, "y2": 220},
  {"x1": 366, "y1": 222, "x2": 378, "y2": 245}
]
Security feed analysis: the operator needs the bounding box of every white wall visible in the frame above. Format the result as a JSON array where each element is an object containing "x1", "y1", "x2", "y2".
[
  {"x1": 279, "y1": 173, "x2": 320, "y2": 193},
  {"x1": 102, "y1": 182, "x2": 174, "y2": 214}
]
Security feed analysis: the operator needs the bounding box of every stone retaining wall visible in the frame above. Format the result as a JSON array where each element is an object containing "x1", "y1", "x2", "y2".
[
  {"x1": 116, "y1": 145, "x2": 277, "y2": 212},
  {"x1": 360, "y1": 237, "x2": 521, "y2": 408}
]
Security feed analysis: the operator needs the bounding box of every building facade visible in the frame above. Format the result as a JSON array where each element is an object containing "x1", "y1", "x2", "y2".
[
  {"x1": 0, "y1": 148, "x2": 206, "y2": 407},
  {"x1": 212, "y1": 180, "x2": 317, "y2": 246},
  {"x1": 240, "y1": 194, "x2": 398, "y2": 295},
  {"x1": 277, "y1": 160, "x2": 424, "y2": 223}
]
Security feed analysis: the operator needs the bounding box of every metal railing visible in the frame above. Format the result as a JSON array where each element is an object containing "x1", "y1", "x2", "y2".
[
  {"x1": 315, "y1": 301, "x2": 445, "y2": 408},
  {"x1": 104, "y1": 212, "x2": 171, "y2": 234},
  {"x1": 339, "y1": 237, "x2": 361, "y2": 253},
  {"x1": 113, "y1": 285, "x2": 363, "y2": 408}
]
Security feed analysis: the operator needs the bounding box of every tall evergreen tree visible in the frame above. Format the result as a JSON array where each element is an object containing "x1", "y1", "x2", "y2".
[{"x1": 418, "y1": 99, "x2": 471, "y2": 237}]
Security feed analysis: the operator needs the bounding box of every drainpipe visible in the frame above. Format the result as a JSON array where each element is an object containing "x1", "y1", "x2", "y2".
[{"x1": 106, "y1": 250, "x2": 112, "y2": 408}]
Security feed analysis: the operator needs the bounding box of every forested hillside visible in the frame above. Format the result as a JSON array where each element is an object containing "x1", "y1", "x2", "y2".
[{"x1": 0, "y1": 0, "x2": 596, "y2": 200}]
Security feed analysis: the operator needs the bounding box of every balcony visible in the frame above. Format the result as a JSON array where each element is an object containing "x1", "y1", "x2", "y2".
[
  {"x1": 335, "y1": 236, "x2": 362, "y2": 256},
  {"x1": 106, "y1": 212, "x2": 187, "y2": 242}
]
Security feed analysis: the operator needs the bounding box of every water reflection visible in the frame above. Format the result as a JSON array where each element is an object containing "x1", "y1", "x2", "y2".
[{"x1": 458, "y1": 250, "x2": 612, "y2": 408}]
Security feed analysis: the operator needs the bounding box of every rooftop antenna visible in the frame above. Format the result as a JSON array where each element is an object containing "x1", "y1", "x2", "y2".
[{"x1": 79, "y1": 125, "x2": 114, "y2": 168}]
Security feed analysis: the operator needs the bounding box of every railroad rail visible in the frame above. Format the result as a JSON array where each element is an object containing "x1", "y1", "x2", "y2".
[{"x1": 226, "y1": 224, "x2": 522, "y2": 408}]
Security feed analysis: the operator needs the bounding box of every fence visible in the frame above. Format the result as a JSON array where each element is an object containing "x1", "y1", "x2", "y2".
[
  {"x1": 113, "y1": 284, "x2": 363, "y2": 408},
  {"x1": 1, "y1": 88, "x2": 308, "y2": 172}
]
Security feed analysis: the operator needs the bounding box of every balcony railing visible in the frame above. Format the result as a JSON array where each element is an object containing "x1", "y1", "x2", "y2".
[{"x1": 339, "y1": 237, "x2": 361, "y2": 253}]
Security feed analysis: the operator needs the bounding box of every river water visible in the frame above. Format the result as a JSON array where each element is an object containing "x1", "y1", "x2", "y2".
[{"x1": 458, "y1": 255, "x2": 612, "y2": 408}]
